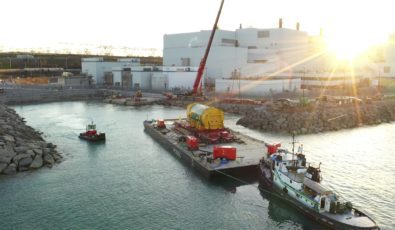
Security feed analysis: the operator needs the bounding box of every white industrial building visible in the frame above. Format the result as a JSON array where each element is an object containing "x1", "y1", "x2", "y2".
[
  {"x1": 163, "y1": 20, "x2": 311, "y2": 82},
  {"x1": 162, "y1": 20, "x2": 321, "y2": 95}
]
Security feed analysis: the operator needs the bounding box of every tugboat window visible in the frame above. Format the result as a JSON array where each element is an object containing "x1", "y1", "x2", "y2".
[{"x1": 320, "y1": 198, "x2": 325, "y2": 209}]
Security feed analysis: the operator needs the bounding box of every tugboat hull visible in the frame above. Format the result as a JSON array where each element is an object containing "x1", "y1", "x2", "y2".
[
  {"x1": 271, "y1": 185, "x2": 378, "y2": 229},
  {"x1": 79, "y1": 133, "x2": 106, "y2": 142},
  {"x1": 258, "y1": 163, "x2": 379, "y2": 229}
]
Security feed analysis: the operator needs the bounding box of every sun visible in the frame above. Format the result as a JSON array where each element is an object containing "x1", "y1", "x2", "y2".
[
  {"x1": 322, "y1": 23, "x2": 387, "y2": 61},
  {"x1": 324, "y1": 33, "x2": 368, "y2": 61}
]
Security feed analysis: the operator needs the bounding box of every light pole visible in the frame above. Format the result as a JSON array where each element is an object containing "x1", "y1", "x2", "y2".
[{"x1": 378, "y1": 70, "x2": 381, "y2": 93}]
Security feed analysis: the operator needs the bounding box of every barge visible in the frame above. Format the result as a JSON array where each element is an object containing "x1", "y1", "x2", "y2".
[{"x1": 143, "y1": 103, "x2": 267, "y2": 178}]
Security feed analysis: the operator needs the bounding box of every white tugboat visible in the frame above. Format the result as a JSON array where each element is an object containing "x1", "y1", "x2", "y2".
[{"x1": 259, "y1": 136, "x2": 379, "y2": 229}]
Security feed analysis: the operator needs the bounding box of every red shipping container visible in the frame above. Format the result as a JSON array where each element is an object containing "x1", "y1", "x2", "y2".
[
  {"x1": 186, "y1": 136, "x2": 199, "y2": 150},
  {"x1": 213, "y1": 146, "x2": 237, "y2": 160}
]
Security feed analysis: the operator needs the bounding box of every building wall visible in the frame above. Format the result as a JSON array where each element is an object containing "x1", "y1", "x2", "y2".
[
  {"x1": 383, "y1": 34, "x2": 395, "y2": 77},
  {"x1": 163, "y1": 46, "x2": 247, "y2": 80},
  {"x1": 163, "y1": 30, "x2": 236, "y2": 49},
  {"x1": 112, "y1": 69, "x2": 122, "y2": 86},
  {"x1": 131, "y1": 72, "x2": 151, "y2": 90},
  {"x1": 151, "y1": 73, "x2": 166, "y2": 90},
  {"x1": 64, "y1": 77, "x2": 90, "y2": 87},
  {"x1": 81, "y1": 57, "x2": 140, "y2": 84},
  {"x1": 163, "y1": 28, "x2": 310, "y2": 80},
  {"x1": 56, "y1": 76, "x2": 91, "y2": 87},
  {"x1": 215, "y1": 78, "x2": 301, "y2": 97},
  {"x1": 236, "y1": 28, "x2": 309, "y2": 49},
  {"x1": 121, "y1": 70, "x2": 132, "y2": 88},
  {"x1": 165, "y1": 71, "x2": 197, "y2": 90},
  {"x1": 301, "y1": 74, "x2": 358, "y2": 89}
]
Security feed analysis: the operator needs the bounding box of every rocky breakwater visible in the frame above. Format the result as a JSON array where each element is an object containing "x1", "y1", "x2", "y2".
[
  {"x1": 0, "y1": 104, "x2": 62, "y2": 175},
  {"x1": 236, "y1": 101, "x2": 395, "y2": 134}
]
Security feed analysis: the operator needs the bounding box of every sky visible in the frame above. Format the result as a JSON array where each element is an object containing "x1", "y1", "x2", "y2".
[{"x1": 1, "y1": 0, "x2": 394, "y2": 56}]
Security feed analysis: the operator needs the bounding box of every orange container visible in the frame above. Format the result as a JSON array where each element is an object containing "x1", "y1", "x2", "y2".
[
  {"x1": 267, "y1": 143, "x2": 281, "y2": 154},
  {"x1": 213, "y1": 146, "x2": 236, "y2": 160},
  {"x1": 186, "y1": 136, "x2": 199, "y2": 150}
]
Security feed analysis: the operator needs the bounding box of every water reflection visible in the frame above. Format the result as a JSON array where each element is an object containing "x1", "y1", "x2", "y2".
[{"x1": 259, "y1": 188, "x2": 327, "y2": 230}]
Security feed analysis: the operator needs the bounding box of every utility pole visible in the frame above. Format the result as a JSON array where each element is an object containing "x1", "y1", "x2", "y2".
[
  {"x1": 378, "y1": 70, "x2": 381, "y2": 93},
  {"x1": 302, "y1": 67, "x2": 305, "y2": 99}
]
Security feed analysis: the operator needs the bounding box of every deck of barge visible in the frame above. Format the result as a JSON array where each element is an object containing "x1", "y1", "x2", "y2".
[{"x1": 144, "y1": 119, "x2": 267, "y2": 178}]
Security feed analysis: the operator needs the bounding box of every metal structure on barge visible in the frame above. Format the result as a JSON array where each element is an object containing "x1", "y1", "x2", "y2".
[{"x1": 144, "y1": 103, "x2": 266, "y2": 178}]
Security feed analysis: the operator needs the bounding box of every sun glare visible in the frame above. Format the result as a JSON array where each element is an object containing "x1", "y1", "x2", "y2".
[
  {"x1": 323, "y1": 24, "x2": 387, "y2": 61},
  {"x1": 324, "y1": 33, "x2": 369, "y2": 61}
]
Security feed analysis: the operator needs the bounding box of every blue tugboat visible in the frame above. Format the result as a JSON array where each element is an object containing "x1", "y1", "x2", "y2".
[{"x1": 259, "y1": 136, "x2": 379, "y2": 229}]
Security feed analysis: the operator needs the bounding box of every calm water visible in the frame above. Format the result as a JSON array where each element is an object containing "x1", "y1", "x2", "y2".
[{"x1": 0, "y1": 102, "x2": 393, "y2": 229}]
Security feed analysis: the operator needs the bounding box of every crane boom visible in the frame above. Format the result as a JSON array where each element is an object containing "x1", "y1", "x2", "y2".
[{"x1": 192, "y1": 0, "x2": 225, "y2": 95}]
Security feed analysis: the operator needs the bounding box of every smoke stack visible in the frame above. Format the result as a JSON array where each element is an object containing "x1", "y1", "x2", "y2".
[
  {"x1": 279, "y1": 18, "x2": 283, "y2": 28},
  {"x1": 296, "y1": 22, "x2": 300, "y2": 31}
]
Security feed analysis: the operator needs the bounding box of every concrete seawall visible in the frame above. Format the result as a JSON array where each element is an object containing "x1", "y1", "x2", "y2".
[{"x1": 1, "y1": 87, "x2": 104, "y2": 105}]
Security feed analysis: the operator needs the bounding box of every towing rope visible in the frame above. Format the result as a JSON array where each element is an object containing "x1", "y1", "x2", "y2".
[{"x1": 213, "y1": 169, "x2": 282, "y2": 199}]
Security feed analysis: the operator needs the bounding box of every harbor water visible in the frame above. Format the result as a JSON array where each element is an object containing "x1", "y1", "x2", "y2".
[{"x1": 0, "y1": 102, "x2": 393, "y2": 229}]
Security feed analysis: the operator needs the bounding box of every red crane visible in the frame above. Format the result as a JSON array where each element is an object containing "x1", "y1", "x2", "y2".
[{"x1": 191, "y1": 0, "x2": 225, "y2": 95}]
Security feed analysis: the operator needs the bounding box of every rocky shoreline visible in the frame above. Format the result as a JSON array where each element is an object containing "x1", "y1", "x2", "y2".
[
  {"x1": 0, "y1": 103, "x2": 61, "y2": 175},
  {"x1": 236, "y1": 100, "x2": 395, "y2": 134}
]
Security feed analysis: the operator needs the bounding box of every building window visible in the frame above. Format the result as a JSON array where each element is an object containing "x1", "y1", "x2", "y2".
[
  {"x1": 253, "y1": 60, "x2": 267, "y2": 63},
  {"x1": 181, "y1": 58, "x2": 190, "y2": 67},
  {"x1": 221, "y1": 38, "x2": 237, "y2": 46},
  {"x1": 258, "y1": 30, "x2": 270, "y2": 38}
]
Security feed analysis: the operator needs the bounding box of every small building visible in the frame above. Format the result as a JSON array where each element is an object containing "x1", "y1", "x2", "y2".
[
  {"x1": 215, "y1": 77, "x2": 301, "y2": 97},
  {"x1": 81, "y1": 57, "x2": 140, "y2": 84},
  {"x1": 96, "y1": 65, "x2": 199, "y2": 91},
  {"x1": 53, "y1": 75, "x2": 92, "y2": 87}
]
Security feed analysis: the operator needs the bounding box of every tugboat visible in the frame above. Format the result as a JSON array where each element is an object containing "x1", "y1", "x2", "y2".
[
  {"x1": 79, "y1": 122, "x2": 105, "y2": 142},
  {"x1": 259, "y1": 136, "x2": 379, "y2": 229}
]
